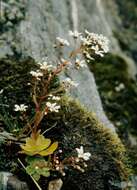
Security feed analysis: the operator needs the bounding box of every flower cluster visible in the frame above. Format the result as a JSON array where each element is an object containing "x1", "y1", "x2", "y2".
[
  {"x1": 62, "y1": 78, "x2": 79, "y2": 89},
  {"x1": 53, "y1": 146, "x2": 91, "y2": 176},
  {"x1": 30, "y1": 70, "x2": 43, "y2": 80},
  {"x1": 48, "y1": 95, "x2": 61, "y2": 101},
  {"x1": 115, "y1": 83, "x2": 125, "y2": 92},
  {"x1": 45, "y1": 102, "x2": 60, "y2": 114},
  {"x1": 81, "y1": 30, "x2": 109, "y2": 58},
  {"x1": 69, "y1": 30, "x2": 82, "y2": 39},
  {"x1": 30, "y1": 60, "x2": 54, "y2": 81},
  {"x1": 75, "y1": 58, "x2": 87, "y2": 69},
  {"x1": 76, "y1": 146, "x2": 91, "y2": 161},
  {"x1": 37, "y1": 61, "x2": 53, "y2": 71}
]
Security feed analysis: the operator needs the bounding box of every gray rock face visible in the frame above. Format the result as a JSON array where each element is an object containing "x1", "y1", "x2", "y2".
[
  {"x1": 0, "y1": 172, "x2": 29, "y2": 190},
  {"x1": 1, "y1": 0, "x2": 128, "y2": 132}
]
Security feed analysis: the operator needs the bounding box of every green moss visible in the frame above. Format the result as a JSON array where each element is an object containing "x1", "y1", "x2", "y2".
[
  {"x1": 37, "y1": 96, "x2": 128, "y2": 190},
  {"x1": 88, "y1": 53, "x2": 137, "y2": 175},
  {"x1": 0, "y1": 96, "x2": 129, "y2": 189},
  {"x1": 0, "y1": 56, "x2": 36, "y2": 104},
  {"x1": 89, "y1": 54, "x2": 137, "y2": 136},
  {"x1": 0, "y1": 56, "x2": 36, "y2": 132},
  {"x1": 116, "y1": 0, "x2": 137, "y2": 30}
]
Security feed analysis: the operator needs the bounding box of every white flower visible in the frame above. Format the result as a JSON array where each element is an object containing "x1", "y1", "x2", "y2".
[
  {"x1": 56, "y1": 37, "x2": 70, "y2": 46},
  {"x1": 69, "y1": 30, "x2": 82, "y2": 38},
  {"x1": 84, "y1": 52, "x2": 94, "y2": 61},
  {"x1": 35, "y1": 166, "x2": 39, "y2": 170},
  {"x1": 37, "y1": 61, "x2": 53, "y2": 71},
  {"x1": 91, "y1": 45, "x2": 104, "y2": 57},
  {"x1": 76, "y1": 146, "x2": 91, "y2": 161},
  {"x1": 46, "y1": 102, "x2": 60, "y2": 113},
  {"x1": 52, "y1": 96, "x2": 61, "y2": 101},
  {"x1": 0, "y1": 89, "x2": 4, "y2": 94},
  {"x1": 85, "y1": 29, "x2": 91, "y2": 35},
  {"x1": 115, "y1": 121, "x2": 121, "y2": 126},
  {"x1": 80, "y1": 36, "x2": 91, "y2": 45},
  {"x1": 81, "y1": 30, "x2": 109, "y2": 57},
  {"x1": 115, "y1": 83, "x2": 125, "y2": 92},
  {"x1": 62, "y1": 78, "x2": 79, "y2": 88},
  {"x1": 14, "y1": 104, "x2": 28, "y2": 112},
  {"x1": 75, "y1": 58, "x2": 87, "y2": 68},
  {"x1": 30, "y1": 70, "x2": 43, "y2": 80},
  {"x1": 48, "y1": 95, "x2": 61, "y2": 101}
]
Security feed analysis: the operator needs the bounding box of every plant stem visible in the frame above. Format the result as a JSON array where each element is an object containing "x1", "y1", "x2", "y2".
[{"x1": 18, "y1": 158, "x2": 42, "y2": 190}]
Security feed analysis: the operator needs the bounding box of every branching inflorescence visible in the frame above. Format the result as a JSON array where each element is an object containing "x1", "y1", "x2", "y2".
[{"x1": 13, "y1": 30, "x2": 109, "y2": 183}]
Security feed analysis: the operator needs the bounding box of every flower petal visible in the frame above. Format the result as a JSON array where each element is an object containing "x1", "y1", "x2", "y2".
[
  {"x1": 39, "y1": 142, "x2": 58, "y2": 156},
  {"x1": 83, "y1": 152, "x2": 91, "y2": 160}
]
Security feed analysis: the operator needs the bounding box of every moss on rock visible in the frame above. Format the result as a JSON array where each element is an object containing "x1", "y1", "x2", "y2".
[
  {"x1": 0, "y1": 56, "x2": 129, "y2": 189},
  {"x1": 0, "y1": 56, "x2": 36, "y2": 132},
  {"x1": 89, "y1": 54, "x2": 137, "y2": 136},
  {"x1": 88, "y1": 53, "x2": 137, "y2": 176},
  {"x1": 36, "y1": 96, "x2": 128, "y2": 190},
  {"x1": 0, "y1": 96, "x2": 128, "y2": 189}
]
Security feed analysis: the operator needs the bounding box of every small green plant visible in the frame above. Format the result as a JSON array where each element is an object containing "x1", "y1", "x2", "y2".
[
  {"x1": 25, "y1": 157, "x2": 50, "y2": 181},
  {"x1": 20, "y1": 130, "x2": 58, "y2": 156}
]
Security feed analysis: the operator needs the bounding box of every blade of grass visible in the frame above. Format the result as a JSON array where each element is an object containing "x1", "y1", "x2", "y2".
[
  {"x1": 18, "y1": 158, "x2": 42, "y2": 190},
  {"x1": 42, "y1": 122, "x2": 57, "y2": 135}
]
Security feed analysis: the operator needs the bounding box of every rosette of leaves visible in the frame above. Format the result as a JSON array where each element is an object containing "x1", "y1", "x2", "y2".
[
  {"x1": 20, "y1": 131, "x2": 58, "y2": 156},
  {"x1": 25, "y1": 157, "x2": 50, "y2": 181}
]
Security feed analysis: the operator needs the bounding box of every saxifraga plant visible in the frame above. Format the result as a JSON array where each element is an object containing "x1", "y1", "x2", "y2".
[{"x1": 1, "y1": 30, "x2": 110, "y2": 188}]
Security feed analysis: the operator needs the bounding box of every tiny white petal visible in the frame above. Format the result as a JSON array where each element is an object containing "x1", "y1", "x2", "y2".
[
  {"x1": 37, "y1": 61, "x2": 53, "y2": 71},
  {"x1": 30, "y1": 70, "x2": 43, "y2": 80},
  {"x1": 69, "y1": 30, "x2": 82, "y2": 38},
  {"x1": 82, "y1": 31, "x2": 109, "y2": 57},
  {"x1": 0, "y1": 89, "x2": 4, "y2": 94},
  {"x1": 76, "y1": 146, "x2": 91, "y2": 161},
  {"x1": 14, "y1": 104, "x2": 28, "y2": 112},
  {"x1": 62, "y1": 78, "x2": 79, "y2": 88},
  {"x1": 56, "y1": 37, "x2": 70, "y2": 46},
  {"x1": 83, "y1": 153, "x2": 91, "y2": 161},
  {"x1": 46, "y1": 102, "x2": 60, "y2": 113}
]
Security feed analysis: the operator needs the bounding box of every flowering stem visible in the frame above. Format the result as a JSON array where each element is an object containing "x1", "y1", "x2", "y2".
[
  {"x1": 33, "y1": 81, "x2": 39, "y2": 110},
  {"x1": 69, "y1": 47, "x2": 82, "y2": 58}
]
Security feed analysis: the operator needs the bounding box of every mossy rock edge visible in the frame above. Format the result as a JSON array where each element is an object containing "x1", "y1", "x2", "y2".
[
  {"x1": 38, "y1": 96, "x2": 128, "y2": 190},
  {"x1": 88, "y1": 53, "x2": 137, "y2": 176}
]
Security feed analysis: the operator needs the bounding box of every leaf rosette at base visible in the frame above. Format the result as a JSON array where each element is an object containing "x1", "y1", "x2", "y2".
[{"x1": 20, "y1": 131, "x2": 58, "y2": 156}]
